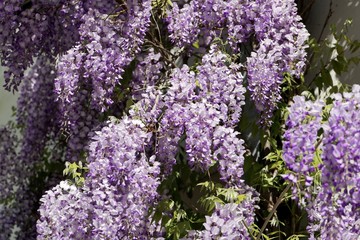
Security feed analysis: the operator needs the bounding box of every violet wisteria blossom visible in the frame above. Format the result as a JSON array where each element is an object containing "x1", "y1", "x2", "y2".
[
  {"x1": 282, "y1": 95, "x2": 324, "y2": 205},
  {"x1": 158, "y1": 46, "x2": 246, "y2": 174},
  {"x1": 54, "y1": 46, "x2": 100, "y2": 162},
  {"x1": 307, "y1": 86, "x2": 360, "y2": 239},
  {"x1": 79, "y1": 0, "x2": 152, "y2": 111},
  {"x1": 0, "y1": 127, "x2": 19, "y2": 239},
  {"x1": 247, "y1": 0, "x2": 309, "y2": 125},
  {"x1": 37, "y1": 117, "x2": 162, "y2": 239},
  {"x1": 167, "y1": 0, "x2": 309, "y2": 125},
  {"x1": 0, "y1": 0, "x2": 315, "y2": 238},
  {"x1": 0, "y1": 0, "x2": 84, "y2": 91},
  {"x1": 183, "y1": 190, "x2": 259, "y2": 239},
  {"x1": 283, "y1": 86, "x2": 360, "y2": 239},
  {"x1": 0, "y1": 57, "x2": 65, "y2": 238}
]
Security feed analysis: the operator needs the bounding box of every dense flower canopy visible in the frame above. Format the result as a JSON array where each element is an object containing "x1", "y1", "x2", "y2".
[{"x1": 0, "y1": 0, "x2": 359, "y2": 239}]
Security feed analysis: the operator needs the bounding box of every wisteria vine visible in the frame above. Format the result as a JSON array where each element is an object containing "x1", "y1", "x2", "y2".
[{"x1": 0, "y1": 0, "x2": 359, "y2": 239}]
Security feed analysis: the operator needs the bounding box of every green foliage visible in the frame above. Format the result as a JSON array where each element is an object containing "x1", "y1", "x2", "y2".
[
  {"x1": 307, "y1": 19, "x2": 360, "y2": 92},
  {"x1": 63, "y1": 161, "x2": 88, "y2": 187},
  {"x1": 197, "y1": 181, "x2": 247, "y2": 213}
]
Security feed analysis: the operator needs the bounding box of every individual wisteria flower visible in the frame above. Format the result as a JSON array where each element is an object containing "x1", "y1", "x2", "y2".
[
  {"x1": 37, "y1": 117, "x2": 163, "y2": 239},
  {"x1": 183, "y1": 190, "x2": 259, "y2": 239},
  {"x1": 306, "y1": 86, "x2": 360, "y2": 239},
  {"x1": 282, "y1": 95, "x2": 324, "y2": 205}
]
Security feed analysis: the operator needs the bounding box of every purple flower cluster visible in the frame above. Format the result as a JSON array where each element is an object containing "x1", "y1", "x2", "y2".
[
  {"x1": 282, "y1": 96, "x2": 324, "y2": 205},
  {"x1": 158, "y1": 46, "x2": 246, "y2": 177},
  {"x1": 0, "y1": 0, "x2": 316, "y2": 237},
  {"x1": 78, "y1": 0, "x2": 152, "y2": 111},
  {"x1": 0, "y1": 57, "x2": 66, "y2": 239},
  {"x1": 37, "y1": 117, "x2": 162, "y2": 239},
  {"x1": 307, "y1": 86, "x2": 360, "y2": 239},
  {"x1": 247, "y1": 0, "x2": 309, "y2": 125},
  {"x1": 167, "y1": 0, "x2": 309, "y2": 125},
  {"x1": 38, "y1": 43, "x2": 255, "y2": 237},
  {"x1": 0, "y1": 127, "x2": 19, "y2": 239},
  {"x1": 131, "y1": 48, "x2": 164, "y2": 102},
  {"x1": 86, "y1": 118, "x2": 161, "y2": 238},
  {"x1": 167, "y1": 0, "x2": 254, "y2": 49},
  {"x1": 213, "y1": 126, "x2": 246, "y2": 186},
  {"x1": 54, "y1": 45, "x2": 100, "y2": 162},
  {"x1": 184, "y1": 190, "x2": 258, "y2": 239},
  {"x1": 17, "y1": 56, "x2": 59, "y2": 168},
  {"x1": 0, "y1": 0, "x2": 84, "y2": 90},
  {"x1": 52, "y1": 0, "x2": 153, "y2": 162},
  {"x1": 167, "y1": 1, "x2": 201, "y2": 48},
  {"x1": 37, "y1": 181, "x2": 92, "y2": 239},
  {"x1": 167, "y1": 0, "x2": 238, "y2": 49},
  {"x1": 226, "y1": 0, "x2": 256, "y2": 49},
  {"x1": 196, "y1": 47, "x2": 246, "y2": 126},
  {"x1": 283, "y1": 86, "x2": 360, "y2": 239}
]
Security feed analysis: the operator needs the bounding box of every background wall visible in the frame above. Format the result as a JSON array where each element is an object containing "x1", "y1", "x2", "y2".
[
  {"x1": 0, "y1": 67, "x2": 18, "y2": 125},
  {"x1": 305, "y1": 0, "x2": 360, "y2": 85}
]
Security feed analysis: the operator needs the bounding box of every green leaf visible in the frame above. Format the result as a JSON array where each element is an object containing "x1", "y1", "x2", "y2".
[
  {"x1": 197, "y1": 181, "x2": 216, "y2": 192},
  {"x1": 174, "y1": 209, "x2": 187, "y2": 222},
  {"x1": 331, "y1": 59, "x2": 343, "y2": 75},
  {"x1": 236, "y1": 194, "x2": 247, "y2": 204},
  {"x1": 321, "y1": 68, "x2": 332, "y2": 87},
  {"x1": 217, "y1": 188, "x2": 239, "y2": 202},
  {"x1": 192, "y1": 40, "x2": 200, "y2": 49}
]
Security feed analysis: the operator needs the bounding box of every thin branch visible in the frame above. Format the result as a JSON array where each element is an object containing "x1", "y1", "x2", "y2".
[
  {"x1": 256, "y1": 183, "x2": 292, "y2": 240},
  {"x1": 144, "y1": 39, "x2": 177, "y2": 67},
  {"x1": 304, "y1": 0, "x2": 333, "y2": 76},
  {"x1": 300, "y1": 0, "x2": 316, "y2": 20},
  {"x1": 317, "y1": 0, "x2": 333, "y2": 43}
]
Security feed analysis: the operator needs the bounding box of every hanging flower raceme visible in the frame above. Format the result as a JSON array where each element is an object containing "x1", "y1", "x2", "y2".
[
  {"x1": 37, "y1": 117, "x2": 162, "y2": 239},
  {"x1": 282, "y1": 86, "x2": 360, "y2": 239},
  {"x1": 282, "y1": 95, "x2": 324, "y2": 206},
  {"x1": 0, "y1": 127, "x2": 19, "y2": 239},
  {"x1": 0, "y1": 0, "x2": 84, "y2": 91},
  {"x1": 247, "y1": 0, "x2": 309, "y2": 126},
  {"x1": 167, "y1": 0, "x2": 309, "y2": 126},
  {"x1": 157, "y1": 46, "x2": 246, "y2": 175},
  {"x1": 183, "y1": 190, "x2": 259, "y2": 239},
  {"x1": 307, "y1": 86, "x2": 360, "y2": 239}
]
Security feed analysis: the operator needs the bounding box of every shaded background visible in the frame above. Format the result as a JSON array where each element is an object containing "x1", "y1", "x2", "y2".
[{"x1": 0, "y1": 66, "x2": 18, "y2": 125}]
